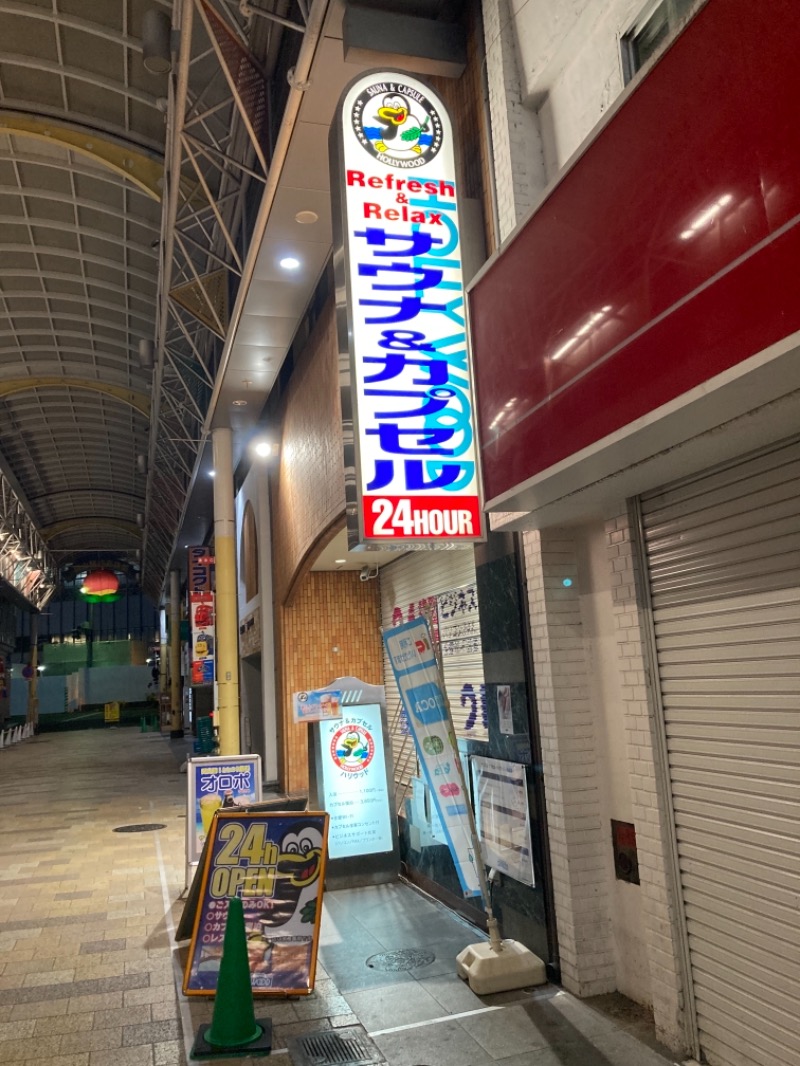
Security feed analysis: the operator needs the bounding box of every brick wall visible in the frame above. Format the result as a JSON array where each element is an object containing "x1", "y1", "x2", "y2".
[
  {"x1": 523, "y1": 527, "x2": 615, "y2": 995},
  {"x1": 605, "y1": 506, "x2": 690, "y2": 1054},
  {"x1": 428, "y1": 0, "x2": 496, "y2": 253},
  {"x1": 482, "y1": 0, "x2": 548, "y2": 241},
  {"x1": 280, "y1": 571, "x2": 384, "y2": 793}
]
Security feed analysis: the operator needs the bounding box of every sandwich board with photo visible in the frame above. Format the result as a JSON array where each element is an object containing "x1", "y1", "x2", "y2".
[
  {"x1": 185, "y1": 754, "x2": 262, "y2": 887},
  {"x1": 182, "y1": 809, "x2": 329, "y2": 996}
]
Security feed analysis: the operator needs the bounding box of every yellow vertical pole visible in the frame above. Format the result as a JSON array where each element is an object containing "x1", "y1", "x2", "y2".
[
  {"x1": 212, "y1": 426, "x2": 240, "y2": 755},
  {"x1": 26, "y1": 613, "x2": 39, "y2": 728},
  {"x1": 169, "y1": 569, "x2": 183, "y2": 737}
]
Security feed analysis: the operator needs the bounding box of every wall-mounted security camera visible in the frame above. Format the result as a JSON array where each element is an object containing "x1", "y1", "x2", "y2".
[{"x1": 359, "y1": 565, "x2": 379, "y2": 582}]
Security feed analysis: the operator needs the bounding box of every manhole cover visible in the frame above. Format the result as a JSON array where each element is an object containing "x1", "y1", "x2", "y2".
[
  {"x1": 112, "y1": 823, "x2": 166, "y2": 833},
  {"x1": 365, "y1": 948, "x2": 435, "y2": 971},
  {"x1": 287, "y1": 1028, "x2": 383, "y2": 1066}
]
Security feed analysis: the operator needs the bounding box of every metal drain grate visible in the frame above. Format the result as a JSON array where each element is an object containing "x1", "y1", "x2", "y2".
[
  {"x1": 365, "y1": 948, "x2": 435, "y2": 971},
  {"x1": 287, "y1": 1028, "x2": 384, "y2": 1066},
  {"x1": 112, "y1": 823, "x2": 166, "y2": 833}
]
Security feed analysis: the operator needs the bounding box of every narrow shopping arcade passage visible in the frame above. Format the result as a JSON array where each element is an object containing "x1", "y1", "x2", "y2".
[{"x1": 0, "y1": 731, "x2": 679, "y2": 1066}]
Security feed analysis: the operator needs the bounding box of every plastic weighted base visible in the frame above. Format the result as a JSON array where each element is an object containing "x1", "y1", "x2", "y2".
[{"x1": 456, "y1": 939, "x2": 547, "y2": 995}]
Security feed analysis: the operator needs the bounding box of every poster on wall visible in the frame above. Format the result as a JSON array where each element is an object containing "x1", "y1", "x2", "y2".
[
  {"x1": 183, "y1": 810, "x2": 329, "y2": 996},
  {"x1": 470, "y1": 756, "x2": 535, "y2": 887},
  {"x1": 292, "y1": 689, "x2": 343, "y2": 724},
  {"x1": 187, "y1": 754, "x2": 262, "y2": 867},
  {"x1": 497, "y1": 685, "x2": 513, "y2": 734},
  {"x1": 331, "y1": 70, "x2": 483, "y2": 549},
  {"x1": 383, "y1": 616, "x2": 481, "y2": 897},
  {"x1": 316, "y1": 704, "x2": 394, "y2": 859}
]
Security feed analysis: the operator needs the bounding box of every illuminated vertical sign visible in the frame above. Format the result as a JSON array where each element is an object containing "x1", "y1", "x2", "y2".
[
  {"x1": 187, "y1": 546, "x2": 215, "y2": 685},
  {"x1": 332, "y1": 72, "x2": 483, "y2": 547}
]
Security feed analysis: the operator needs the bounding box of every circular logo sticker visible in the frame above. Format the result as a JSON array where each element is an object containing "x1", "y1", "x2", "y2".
[
  {"x1": 330, "y1": 725, "x2": 375, "y2": 773},
  {"x1": 422, "y1": 735, "x2": 444, "y2": 756},
  {"x1": 351, "y1": 80, "x2": 443, "y2": 168}
]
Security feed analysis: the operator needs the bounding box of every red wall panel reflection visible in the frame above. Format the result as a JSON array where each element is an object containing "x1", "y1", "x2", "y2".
[{"x1": 471, "y1": 0, "x2": 800, "y2": 504}]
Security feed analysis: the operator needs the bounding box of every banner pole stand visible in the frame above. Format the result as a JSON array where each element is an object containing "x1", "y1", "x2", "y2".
[{"x1": 419, "y1": 610, "x2": 547, "y2": 996}]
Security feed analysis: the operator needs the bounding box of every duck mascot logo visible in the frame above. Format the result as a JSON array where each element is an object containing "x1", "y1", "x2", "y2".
[
  {"x1": 351, "y1": 80, "x2": 443, "y2": 168},
  {"x1": 330, "y1": 724, "x2": 375, "y2": 773}
]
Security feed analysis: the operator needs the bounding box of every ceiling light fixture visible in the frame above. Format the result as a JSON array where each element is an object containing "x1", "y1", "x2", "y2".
[
  {"x1": 254, "y1": 440, "x2": 278, "y2": 458},
  {"x1": 279, "y1": 256, "x2": 300, "y2": 270},
  {"x1": 142, "y1": 9, "x2": 173, "y2": 75},
  {"x1": 295, "y1": 210, "x2": 318, "y2": 224},
  {"x1": 232, "y1": 399, "x2": 248, "y2": 406},
  {"x1": 137, "y1": 339, "x2": 154, "y2": 368}
]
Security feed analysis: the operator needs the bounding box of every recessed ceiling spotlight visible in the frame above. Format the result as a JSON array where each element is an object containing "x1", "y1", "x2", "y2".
[
  {"x1": 254, "y1": 441, "x2": 272, "y2": 458},
  {"x1": 280, "y1": 256, "x2": 300, "y2": 270},
  {"x1": 232, "y1": 399, "x2": 248, "y2": 406},
  {"x1": 208, "y1": 470, "x2": 216, "y2": 478},
  {"x1": 295, "y1": 210, "x2": 318, "y2": 224},
  {"x1": 334, "y1": 558, "x2": 346, "y2": 565}
]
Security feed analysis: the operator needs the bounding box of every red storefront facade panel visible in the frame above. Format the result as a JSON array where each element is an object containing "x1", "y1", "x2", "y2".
[{"x1": 470, "y1": 0, "x2": 800, "y2": 507}]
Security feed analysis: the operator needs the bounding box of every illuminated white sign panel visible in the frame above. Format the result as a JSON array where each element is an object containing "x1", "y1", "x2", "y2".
[
  {"x1": 317, "y1": 704, "x2": 394, "y2": 860},
  {"x1": 334, "y1": 72, "x2": 483, "y2": 545}
]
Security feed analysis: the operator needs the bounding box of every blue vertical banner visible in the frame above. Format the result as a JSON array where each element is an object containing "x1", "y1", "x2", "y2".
[{"x1": 382, "y1": 616, "x2": 481, "y2": 897}]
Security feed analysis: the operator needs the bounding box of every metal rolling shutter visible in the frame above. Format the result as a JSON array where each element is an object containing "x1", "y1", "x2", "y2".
[
  {"x1": 380, "y1": 549, "x2": 485, "y2": 809},
  {"x1": 639, "y1": 438, "x2": 800, "y2": 1066}
]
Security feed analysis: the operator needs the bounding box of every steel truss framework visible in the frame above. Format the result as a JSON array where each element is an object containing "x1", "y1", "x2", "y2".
[
  {"x1": 143, "y1": 0, "x2": 307, "y2": 599},
  {"x1": 0, "y1": 0, "x2": 305, "y2": 608},
  {"x1": 0, "y1": 473, "x2": 55, "y2": 610}
]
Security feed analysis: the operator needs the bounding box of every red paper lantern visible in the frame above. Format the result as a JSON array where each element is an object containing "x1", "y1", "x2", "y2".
[{"x1": 81, "y1": 569, "x2": 120, "y2": 602}]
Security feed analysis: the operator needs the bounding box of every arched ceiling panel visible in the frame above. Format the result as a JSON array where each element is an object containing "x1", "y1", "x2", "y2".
[
  {"x1": 0, "y1": 0, "x2": 279, "y2": 598},
  {"x1": 0, "y1": 0, "x2": 171, "y2": 588}
]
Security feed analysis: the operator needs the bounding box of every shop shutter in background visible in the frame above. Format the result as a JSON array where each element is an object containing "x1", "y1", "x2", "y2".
[{"x1": 640, "y1": 437, "x2": 800, "y2": 1066}]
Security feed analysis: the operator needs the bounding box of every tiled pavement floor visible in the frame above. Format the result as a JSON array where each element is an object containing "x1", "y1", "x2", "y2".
[{"x1": 0, "y1": 728, "x2": 684, "y2": 1066}]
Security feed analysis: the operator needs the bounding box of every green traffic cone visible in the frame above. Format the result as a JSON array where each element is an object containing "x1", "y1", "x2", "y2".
[{"x1": 190, "y1": 896, "x2": 272, "y2": 1060}]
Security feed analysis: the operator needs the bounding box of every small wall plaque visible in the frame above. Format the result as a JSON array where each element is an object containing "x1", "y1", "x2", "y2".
[{"x1": 611, "y1": 819, "x2": 640, "y2": 884}]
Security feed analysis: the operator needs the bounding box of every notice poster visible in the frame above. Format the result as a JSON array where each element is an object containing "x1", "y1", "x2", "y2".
[
  {"x1": 183, "y1": 811, "x2": 329, "y2": 996},
  {"x1": 187, "y1": 755, "x2": 262, "y2": 865},
  {"x1": 471, "y1": 756, "x2": 535, "y2": 887},
  {"x1": 497, "y1": 685, "x2": 513, "y2": 734},
  {"x1": 317, "y1": 705, "x2": 393, "y2": 859}
]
